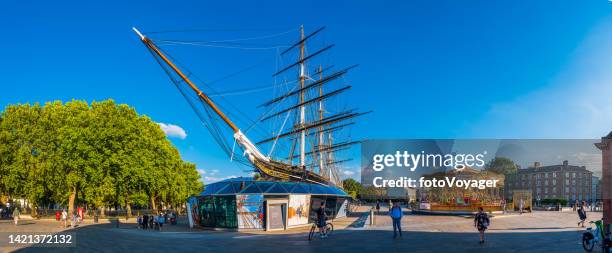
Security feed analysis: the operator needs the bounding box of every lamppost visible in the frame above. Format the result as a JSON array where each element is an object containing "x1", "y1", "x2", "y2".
[{"x1": 595, "y1": 132, "x2": 612, "y2": 242}]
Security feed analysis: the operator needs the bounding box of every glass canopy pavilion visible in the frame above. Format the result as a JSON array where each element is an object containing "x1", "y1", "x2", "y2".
[{"x1": 188, "y1": 177, "x2": 350, "y2": 231}]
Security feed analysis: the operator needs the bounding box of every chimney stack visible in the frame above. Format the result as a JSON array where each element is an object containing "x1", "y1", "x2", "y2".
[{"x1": 563, "y1": 160, "x2": 569, "y2": 166}]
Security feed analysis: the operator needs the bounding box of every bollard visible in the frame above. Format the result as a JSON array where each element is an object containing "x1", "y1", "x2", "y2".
[{"x1": 370, "y1": 209, "x2": 375, "y2": 225}]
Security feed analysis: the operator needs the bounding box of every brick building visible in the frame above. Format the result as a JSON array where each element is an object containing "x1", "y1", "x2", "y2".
[{"x1": 505, "y1": 160, "x2": 593, "y2": 204}]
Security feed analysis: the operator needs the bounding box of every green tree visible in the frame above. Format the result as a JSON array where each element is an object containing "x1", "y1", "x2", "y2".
[
  {"x1": 0, "y1": 103, "x2": 48, "y2": 214},
  {"x1": 342, "y1": 178, "x2": 363, "y2": 199},
  {"x1": 0, "y1": 99, "x2": 203, "y2": 217},
  {"x1": 485, "y1": 157, "x2": 519, "y2": 175}
]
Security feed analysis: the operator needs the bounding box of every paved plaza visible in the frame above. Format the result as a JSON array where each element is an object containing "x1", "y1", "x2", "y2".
[{"x1": 0, "y1": 209, "x2": 603, "y2": 253}]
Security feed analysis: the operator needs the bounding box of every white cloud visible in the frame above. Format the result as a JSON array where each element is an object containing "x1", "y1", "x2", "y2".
[
  {"x1": 195, "y1": 169, "x2": 238, "y2": 183},
  {"x1": 343, "y1": 170, "x2": 355, "y2": 176},
  {"x1": 195, "y1": 169, "x2": 238, "y2": 184},
  {"x1": 157, "y1": 122, "x2": 187, "y2": 139},
  {"x1": 202, "y1": 175, "x2": 237, "y2": 184}
]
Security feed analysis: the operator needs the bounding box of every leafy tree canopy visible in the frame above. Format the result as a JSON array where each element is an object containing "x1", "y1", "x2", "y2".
[
  {"x1": 484, "y1": 157, "x2": 519, "y2": 175},
  {"x1": 0, "y1": 100, "x2": 203, "y2": 215}
]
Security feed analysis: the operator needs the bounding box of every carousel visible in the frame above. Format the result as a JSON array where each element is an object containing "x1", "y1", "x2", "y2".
[{"x1": 415, "y1": 167, "x2": 505, "y2": 214}]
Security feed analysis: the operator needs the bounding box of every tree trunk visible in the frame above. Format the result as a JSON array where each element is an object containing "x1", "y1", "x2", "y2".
[
  {"x1": 0, "y1": 193, "x2": 7, "y2": 206},
  {"x1": 125, "y1": 196, "x2": 131, "y2": 220},
  {"x1": 99, "y1": 206, "x2": 105, "y2": 218},
  {"x1": 150, "y1": 195, "x2": 157, "y2": 215},
  {"x1": 68, "y1": 186, "x2": 76, "y2": 217}
]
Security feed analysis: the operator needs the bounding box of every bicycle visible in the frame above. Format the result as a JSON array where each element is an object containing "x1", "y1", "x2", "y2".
[
  {"x1": 308, "y1": 218, "x2": 334, "y2": 241},
  {"x1": 582, "y1": 220, "x2": 612, "y2": 252}
]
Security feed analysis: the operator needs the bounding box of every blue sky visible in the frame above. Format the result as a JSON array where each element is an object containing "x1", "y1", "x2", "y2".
[{"x1": 2, "y1": 1, "x2": 612, "y2": 183}]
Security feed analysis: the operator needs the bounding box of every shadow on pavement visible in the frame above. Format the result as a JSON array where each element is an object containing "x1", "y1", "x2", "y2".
[
  {"x1": 8, "y1": 221, "x2": 595, "y2": 253},
  {"x1": 489, "y1": 227, "x2": 578, "y2": 230}
]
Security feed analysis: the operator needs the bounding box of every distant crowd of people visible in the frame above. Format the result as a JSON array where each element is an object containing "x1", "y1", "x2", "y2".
[
  {"x1": 572, "y1": 200, "x2": 603, "y2": 212},
  {"x1": 0, "y1": 204, "x2": 24, "y2": 226},
  {"x1": 137, "y1": 212, "x2": 177, "y2": 231},
  {"x1": 54, "y1": 206, "x2": 85, "y2": 228}
]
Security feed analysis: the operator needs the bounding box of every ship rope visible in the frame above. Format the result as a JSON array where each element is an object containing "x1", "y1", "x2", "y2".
[
  {"x1": 140, "y1": 26, "x2": 361, "y2": 181},
  {"x1": 147, "y1": 27, "x2": 298, "y2": 50}
]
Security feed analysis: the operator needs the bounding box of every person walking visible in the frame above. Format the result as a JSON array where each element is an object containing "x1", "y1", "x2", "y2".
[
  {"x1": 61, "y1": 209, "x2": 68, "y2": 228},
  {"x1": 375, "y1": 201, "x2": 380, "y2": 214},
  {"x1": 474, "y1": 207, "x2": 490, "y2": 244},
  {"x1": 519, "y1": 198, "x2": 524, "y2": 214},
  {"x1": 12, "y1": 208, "x2": 20, "y2": 226},
  {"x1": 143, "y1": 214, "x2": 149, "y2": 230},
  {"x1": 573, "y1": 200, "x2": 579, "y2": 212},
  {"x1": 158, "y1": 214, "x2": 165, "y2": 231},
  {"x1": 316, "y1": 202, "x2": 328, "y2": 238},
  {"x1": 77, "y1": 206, "x2": 84, "y2": 222},
  {"x1": 71, "y1": 213, "x2": 77, "y2": 228},
  {"x1": 578, "y1": 201, "x2": 587, "y2": 227},
  {"x1": 149, "y1": 214, "x2": 154, "y2": 230},
  {"x1": 137, "y1": 215, "x2": 142, "y2": 229},
  {"x1": 153, "y1": 214, "x2": 159, "y2": 231},
  {"x1": 389, "y1": 202, "x2": 403, "y2": 238}
]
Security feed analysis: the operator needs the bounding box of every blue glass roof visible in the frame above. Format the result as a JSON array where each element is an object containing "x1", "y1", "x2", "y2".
[{"x1": 198, "y1": 177, "x2": 349, "y2": 197}]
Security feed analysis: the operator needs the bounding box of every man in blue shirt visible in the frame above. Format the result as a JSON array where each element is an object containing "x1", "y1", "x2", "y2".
[{"x1": 389, "y1": 202, "x2": 403, "y2": 238}]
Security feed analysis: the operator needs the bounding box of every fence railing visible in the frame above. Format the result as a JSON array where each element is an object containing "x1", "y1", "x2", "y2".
[{"x1": 12, "y1": 208, "x2": 183, "y2": 219}]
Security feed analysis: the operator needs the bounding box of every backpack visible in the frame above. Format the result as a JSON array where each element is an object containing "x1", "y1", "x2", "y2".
[{"x1": 477, "y1": 213, "x2": 489, "y2": 228}]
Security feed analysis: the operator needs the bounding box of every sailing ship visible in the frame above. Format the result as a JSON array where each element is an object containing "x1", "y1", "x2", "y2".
[{"x1": 133, "y1": 26, "x2": 368, "y2": 186}]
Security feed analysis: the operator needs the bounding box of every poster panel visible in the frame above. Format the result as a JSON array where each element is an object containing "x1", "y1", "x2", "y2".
[
  {"x1": 236, "y1": 194, "x2": 264, "y2": 229},
  {"x1": 336, "y1": 199, "x2": 348, "y2": 218},
  {"x1": 288, "y1": 194, "x2": 310, "y2": 226},
  {"x1": 187, "y1": 196, "x2": 200, "y2": 227}
]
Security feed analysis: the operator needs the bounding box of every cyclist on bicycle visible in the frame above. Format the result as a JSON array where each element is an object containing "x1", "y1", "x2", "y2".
[{"x1": 317, "y1": 201, "x2": 328, "y2": 238}]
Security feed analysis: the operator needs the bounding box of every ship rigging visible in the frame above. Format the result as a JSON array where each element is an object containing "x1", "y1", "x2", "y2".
[{"x1": 133, "y1": 26, "x2": 368, "y2": 186}]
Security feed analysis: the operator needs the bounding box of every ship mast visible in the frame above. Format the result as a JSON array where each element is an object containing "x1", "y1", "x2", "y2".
[
  {"x1": 317, "y1": 65, "x2": 325, "y2": 176},
  {"x1": 298, "y1": 26, "x2": 307, "y2": 168}
]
